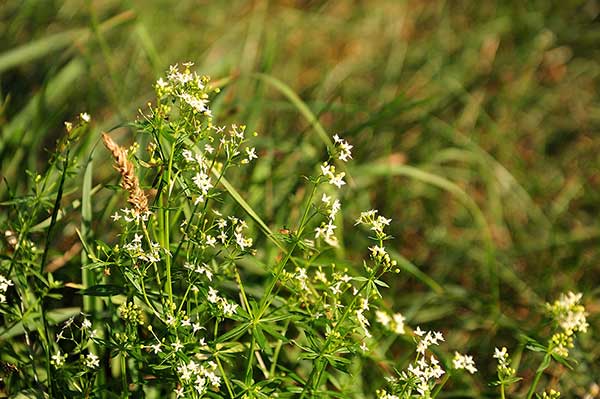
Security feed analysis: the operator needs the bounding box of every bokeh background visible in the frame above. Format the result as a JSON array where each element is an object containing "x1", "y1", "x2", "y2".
[{"x1": 1, "y1": 1, "x2": 599, "y2": 396}]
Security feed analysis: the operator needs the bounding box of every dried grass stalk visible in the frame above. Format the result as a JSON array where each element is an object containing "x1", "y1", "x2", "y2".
[{"x1": 102, "y1": 133, "x2": 148, "y2": 215}]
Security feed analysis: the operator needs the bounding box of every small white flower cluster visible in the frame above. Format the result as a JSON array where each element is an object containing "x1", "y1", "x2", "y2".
[
  {"x1": 355, "y1": 210, "x2": 392, "y2": 239},
  {"x1": 184, "y1": 261, "x2": 213, "y2": 281},
  {"x1": 111, "y1": 208, "x2": 152, "y2": 224},
  {"x1": 546, "y1": 292, "x2": 588, "y2": 357},
  {"x1": 547, "y1": 291, "x2": 588, "y2": 335},
  {"x1": 356, "y1": 297, "x2": 372, "y2": 338},
  {"x1": 158, "y1": 62, "x2": 212, "y2": 117},
  {"x1": 85, "y1": 352, "x2": 100, "y2": 369},
  {"x1": 233, "y1": 221, "x2": 253, "y2": 250},
  {"x1": 221, "y1": 124, "x2": 257, "y2": 164},
  {"x1": 181, "y1": 146, "x2": 215, "y2": 206},
  {"x1": 414, "y1": 327, "x2": 444, "y2": 355},
  {"x1": 312, "y1": 134, "x2": 352, "y2": 247},
  {"x1": 0, "y1": 274, "x2": 13, "y2": 304},
  {"x1": 51, "y1": 351, "x2": 67, "y2": 368},
  {"x1": 493, "y1": 346, "x2": 515, "y2": 380},
  {"x1": 290, "y1": 266, "x2": 353, "y2": 308},
  {"x1": 314, "y1": 194, "x2": 341, "y2": 247},
  {"x1": 320, "y1": 163, "x2": 346, "y2": 189},
  {"x1": 209, "y1": 216, "x2": 253, "y2": 251},
  {"x1": 405, "y1": 328, "x2": 446, "y2": 397},
  {"x1": 176, "y1": 359, "x2": 220, "y2": 397},
  {"x1": 406, "y1": 356, "x2": 445, "y2": 397},
  {"x1": 333, "y1": 134, "x2": 353, "y2": 162},
  {"x1": 123, "y1": 233, "x2": 162, "y2": 264},
  {"x1": 452, "y1": 351, "x2": 477, "y2": 374},
  {"x1": 163, "y1": 311, "x2": 205, "y2": 336},
  {"x1": 375, "y1": 310, "x2": 405, "y2": 335},
  {"x1": 207, "y1": 287, "x2": 239, "y2": 317},
  {"x1": 356, "y1": 210, "x2": 396, "y2": 270}
]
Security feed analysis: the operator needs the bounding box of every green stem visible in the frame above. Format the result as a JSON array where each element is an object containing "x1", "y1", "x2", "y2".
[
  {"x1": 257, "y1": 183, "x2": 319, "y2": 319},
  {"x1": 431, "y1": 373, "x2": 450, "y2": 398},
  {"x1": 120, "y1": 352, "x2": 128, "y2": 396},
  {"x1": 215, "y1": 353, "x2": 235, "y2": 398},
  {"x1": 269, "y1": 321, "x2": 289, "y2": 377},
  {"x1": 163, "y1": 144, "x2": 175, "y2": 310},
  {"x1": 245, "y1": 334, "x2": 256, "y2": 385},
  {"x1": 301, "y1": 267, "x2": 381, "y2": 398},
  {"x1": 38, "y1": 149, "x2": 70, "y2": 397},
  {"x1": 234, "y1": 266, "x2": 252, "y2": 316},
  {"x1": 526, "y1": 356, "x2": 548, "y2": 399},
  {"x1": 500, "y1": 384, "x2": 506, "y2": 399}
]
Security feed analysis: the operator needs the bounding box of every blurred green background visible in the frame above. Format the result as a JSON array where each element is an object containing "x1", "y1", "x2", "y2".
[{"x1": 1, "y1": 0, "x2": 599, "y2": 396}]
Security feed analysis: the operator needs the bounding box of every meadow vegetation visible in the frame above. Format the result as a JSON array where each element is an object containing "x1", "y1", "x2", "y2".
[{"x1": 0, "y1": 1, "x2": 598, "y2": 398}]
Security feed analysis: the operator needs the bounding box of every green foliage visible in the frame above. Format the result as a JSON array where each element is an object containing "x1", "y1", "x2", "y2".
[{"x1": 1, "y1": 1, "x2": 599, "y2": 398}]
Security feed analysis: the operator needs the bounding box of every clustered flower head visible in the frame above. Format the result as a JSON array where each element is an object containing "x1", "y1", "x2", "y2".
[
  {"x1": 542, "y1": 389, "x2": 561, "y2": 399},
  {"x1": 175, "y1": 359, "x2": 220, "y2": 397},
  {"x1": 0, "y1": 274, "x2": 13, "y2": 304},
  {"x1": 547, "y1": 291, "x2": 588, "y2": 335},
  {"x1": 157, "y1": 62, "x2": 212, "y2": 118},
  {"x1": 120, "y1": 232, "x2": 163, "y2": 265},
  {"x1": 119, "y1": 301, "x2": 144, "y2": 325},
  {"x1": 313, "y1": 134, "x2": 351, "y2": 247},
  {"x1": 381, "y1": 327, "x2": 447, "y2": 398},
  {"x1": 376, "y1": 310, "x2": 405, "y2": 335},
  {"x1": 333, "y1": 134, "x2": 353, "y2": 162},
  {"x1": 355, "y1": 210, "x2": 397, "y2": 271},
  {"x1": 493, "y1": 346, "x2": 516, "y2": 381},
  {"x1": 546, "y1": 291, "x2": 588, "y2": 357},
  {"x1": 206, "y1": 287, "x2": 239, "y2": 317},
  {"x1": 452, "y1": 351, "x2": 477, "y2": 374},
  {"x1": 320, "y1": 162, "x2": 346, "y2": 189},
  {"x1": 315, "y1": 194, "x2": 342, "y2": 247}
]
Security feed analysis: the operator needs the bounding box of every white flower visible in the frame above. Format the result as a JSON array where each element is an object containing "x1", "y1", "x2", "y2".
[
  {"x1": 223, "y1": 302, "x2": 238, "y2": 316},
  {"x1": 172, "y1": 339, "x2": 184, "y2": 352},
  {"x1": 80, "y1": 112, "x2": 91, "y2": 122},
  {"x1": 81, "y1": 318, "x2": 92, "y2": 330},
  {"x1": 376, "y1": 310, "x2": 392, "y2": 328},
  {"x1": 192, "y1": 322, "x2": 204, "y2": 333},
  {"x1": 360, "y1": 341, "x2": 368, "y2": 352},
  {"x1": 0, "y1": 275, "x2": 13, "y2": 302},
  {"x1": 207, "y1": 287, "x2": 220, "y2": 304},
  {"x1": 320, "y1": 163, "x2": 333, "y2": 178},
  {"x1": 392, "y1": 313, "x2": 405, "y2": 334},
  {"x1": 51, "y1": 351, "x2": 66, "y2": 367},
  {"x1": 329, "y1": 172, "x2": 346, "y2": 188},
  {"x1": 205, "y1": 235, "x2": 216, "y2": 247},
  {"x1": 193, "y1": 171, "x2": 213, "y2": 194},
  {"x1": 149, "y1": 343, "x2": 162, "y2": 354},
  {"x1": 166, "y1": 315, "x2": 177, "y2": 327},
  {"x1": 245, "y1": 147, "x2": 258, "y2": 162},
  {"x1": 85, "y1": 353, "x2": 99, "y2": 368},
  {"x1": 330, "y1": 199, "x2": 341, "y2": 215},
  {"x1": 156, "y1": 77, "x2": 168, "y2": 88},
  {"x1": 494, "y1": 347, "x2": 507, "y2": 359},
  {"x1": 453, "y1": 352, "x2": 477, "y2": 374},
  {"x1": 333, "y1": 134, "x2": 353, "y2": 162}
]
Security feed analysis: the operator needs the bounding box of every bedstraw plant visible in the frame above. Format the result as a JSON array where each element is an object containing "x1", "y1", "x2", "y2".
[{"x1": 0, "y1": 63, "x2": 592, "y2": 398}]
